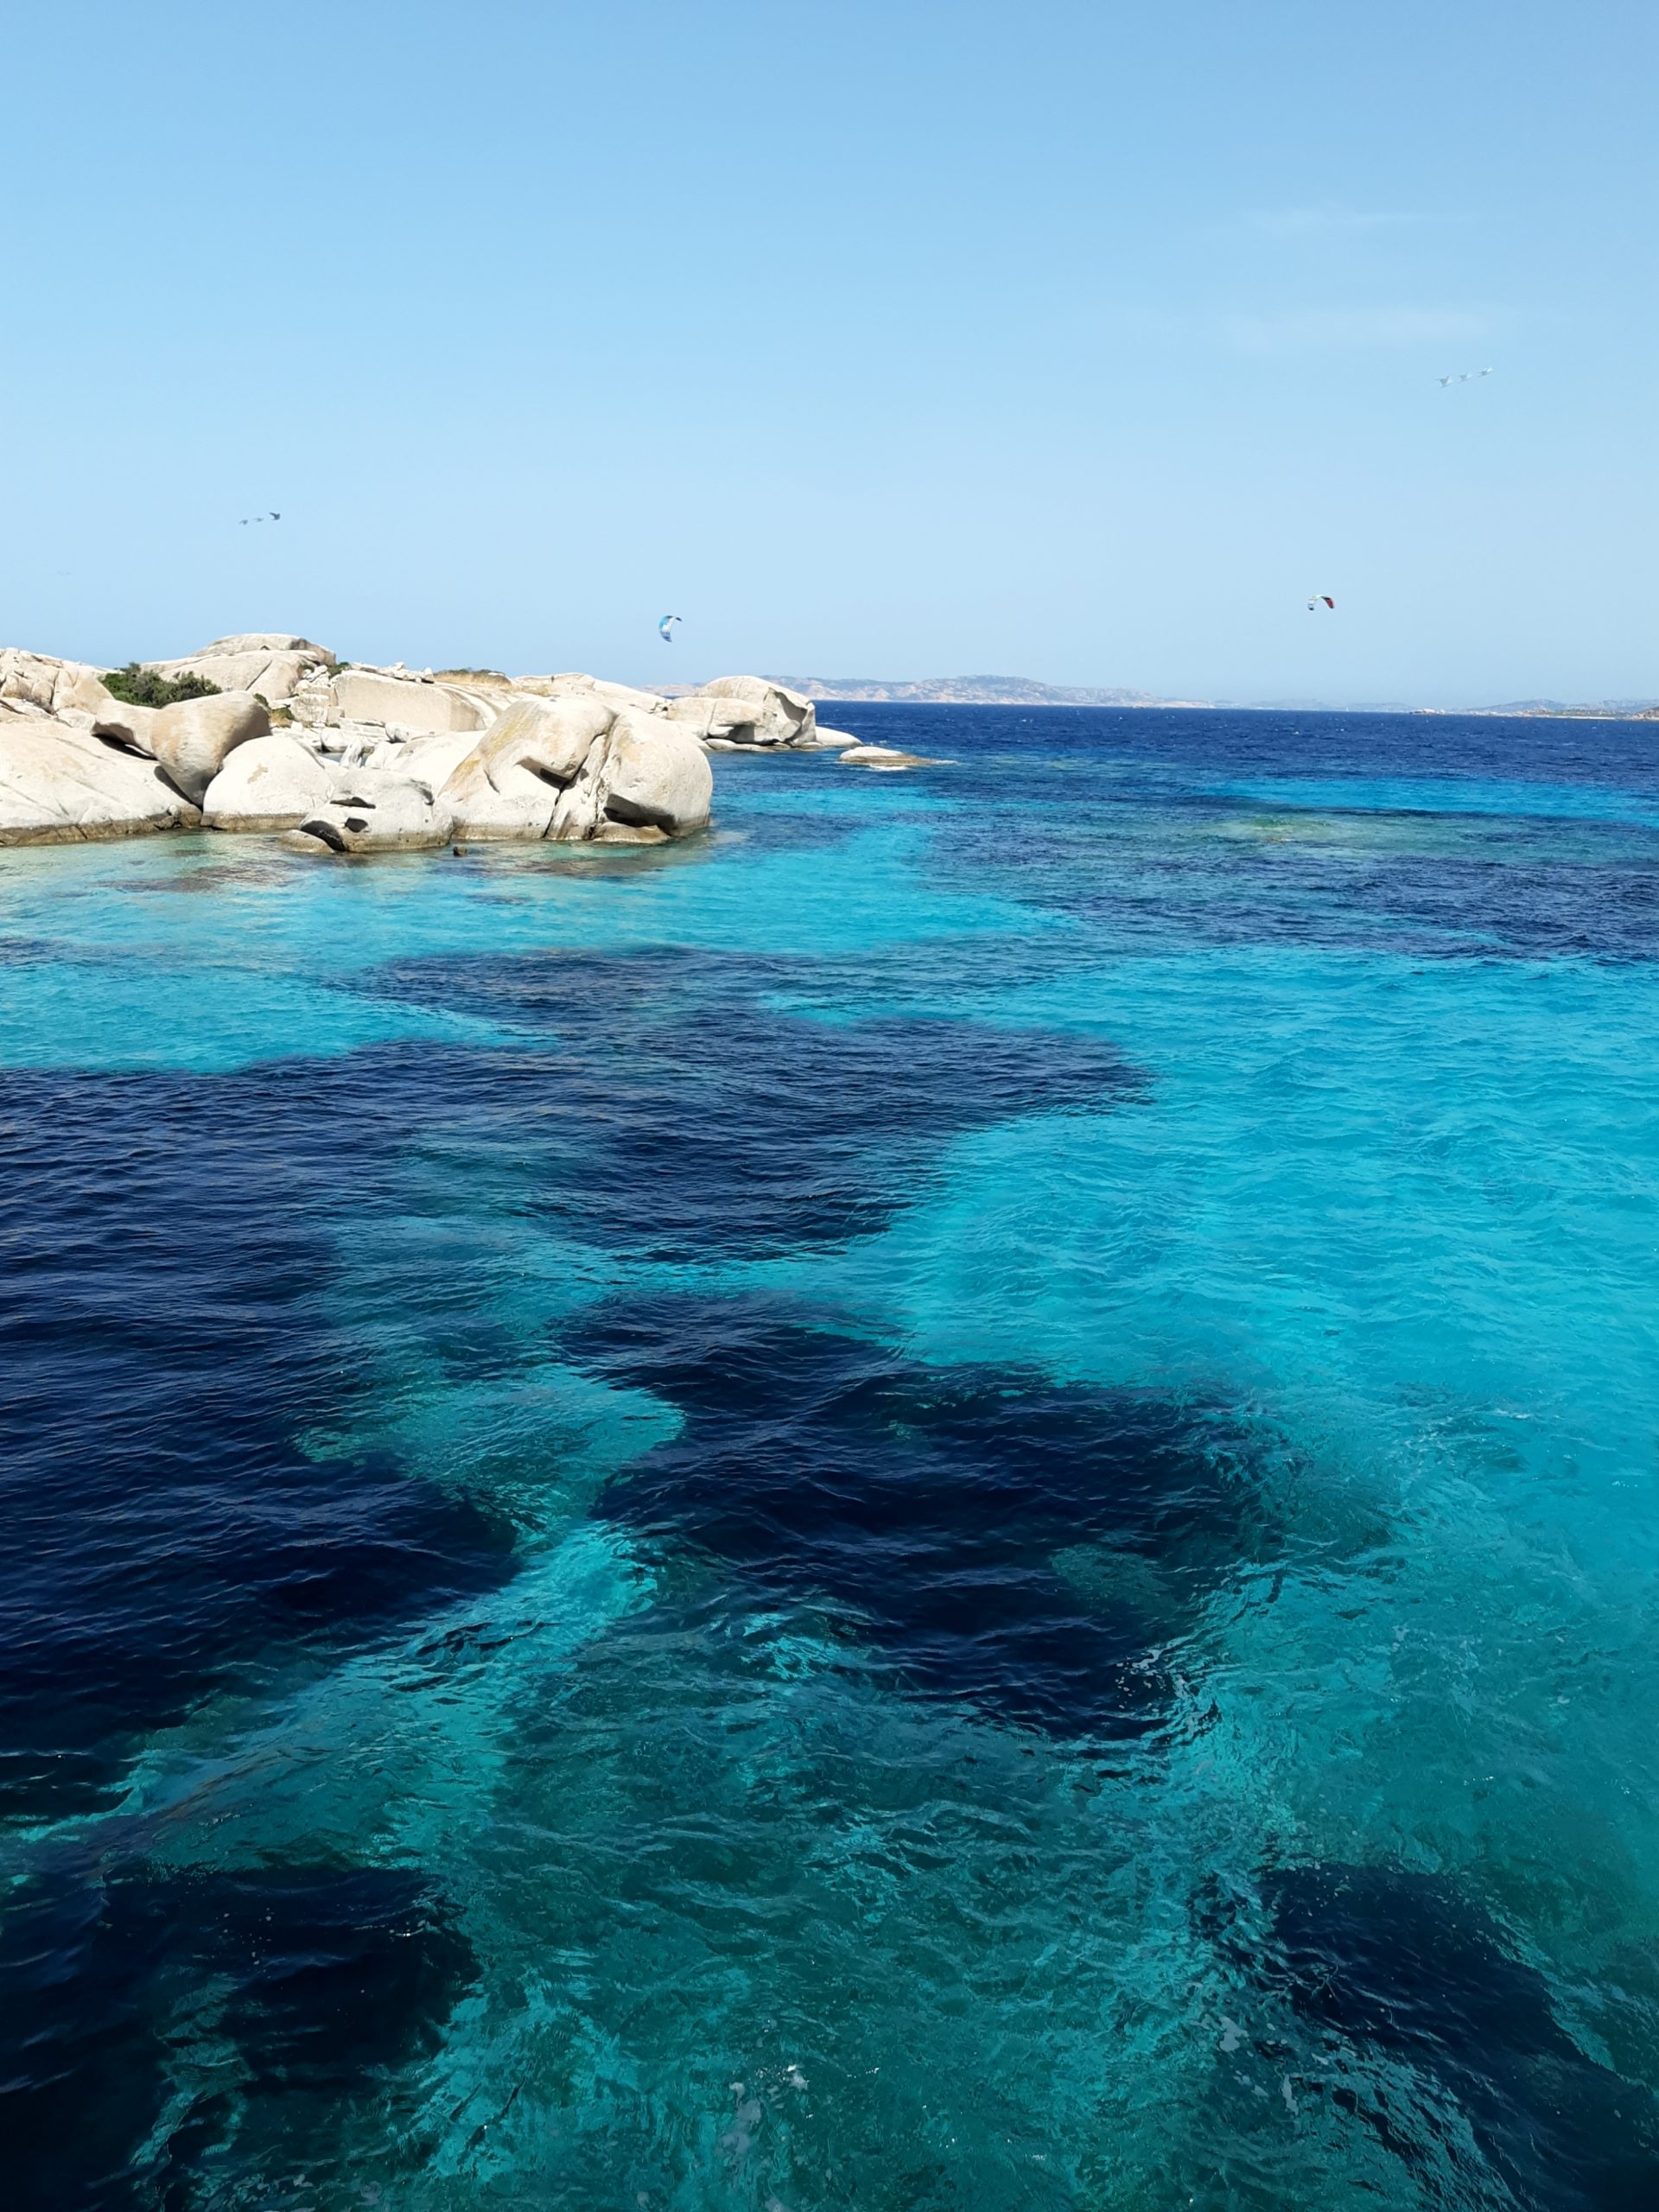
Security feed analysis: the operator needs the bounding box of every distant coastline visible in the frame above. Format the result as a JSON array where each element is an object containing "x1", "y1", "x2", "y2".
[
  {"x1": 764, "y1": 675, "x2": 1659, "y2": 720},
  {"x1": 766, "y1": 674, "x2": 1208, "y2": 709}
]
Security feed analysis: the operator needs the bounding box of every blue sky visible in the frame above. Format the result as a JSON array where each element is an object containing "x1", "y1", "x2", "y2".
[{"x1": 4, "y1": 0, "x2": 1652, "y2": 702}]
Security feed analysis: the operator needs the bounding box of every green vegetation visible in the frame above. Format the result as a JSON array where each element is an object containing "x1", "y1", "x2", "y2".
[{"x1": 102, "y1": 662, "x2": 221, "y2": 709}]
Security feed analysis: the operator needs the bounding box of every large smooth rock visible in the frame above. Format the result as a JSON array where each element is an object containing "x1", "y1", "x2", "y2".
[
  {"x1": 90, "y1": 696, "x2": 162, "y2": 751},
  {"x1": 0, "y1": 648, "x2": 115, "y2": 720},
  {"x1": 664, "y1": 692, "x2": 779, "y2": 745},
  {"x1": 593, "y1": 709, "x2": 713, "y2": 838},
  {"x1": 328, "y1": 669, "x2": 493, "y2": 734},
  {"x1": 0, "y1": 714, "x2": 200, "y2": 843},
  {"x1": 513, "y1": 671, "x2": 668, "y2": 715},
  {"x1": 201, "y1": 733, "x2": 335, "y2": 830},
  {"x1": 686, "y1": 675, "x2": 816, "y2": 747},
  {"x1": 148, "y1": 691, "x2": 270, "y2": 804},
  {"x1": 285, "y1": 773, "x2": 454, "y2": 855},
  {"x1": 147, "y1": 634, "x2": 334, "y2": 706},
  {"x1": 442, "y1": 696, "x2": 614, "y2": 839},
  {"x1": 359, "y1": 727, "x2": 484, "y2": 792}
]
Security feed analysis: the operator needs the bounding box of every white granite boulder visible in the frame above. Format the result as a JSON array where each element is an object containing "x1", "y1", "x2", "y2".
[
  {"x1": 90, "y1": 696, "x2": 162, "y2": 752},
  {"x1": 512, "y1": 671, "x2": 669, "y2": 715},
  {"x1": 284, "y1": 773, "x2": 454, "y2": 855},
  {"x1": 678, "y1": 675, "x2": 816, "y2": 747},
  {"x1": 358, "y1": 727, "x2": 485, "y2": 792},
  {"x1": 442, "y1": 696, "x2": 616, "y2": 840},
  {"x1": 201, "y1": 733, "x2": 336, "y2": 830},
  {"x1": 147, "y1": 691, "x2": 270, "y2": 804},
  {"x1": 328, "y1": 668, "x2": 494, "y2": 734},
  {"x1": 146, "y1": 633, "x2": 334, "y2": 706},
  {"x1": 588, "y1": 709, "x2": 713, "y2": 840},
  {"x1": 0, "y1": 649, "x2": 118, "y2": 721},
  {"x1": 0, "y1": 713, "x2": 200, "y2": 843},
  {"x1": 664, "y1": 692, "x2": 774, "y2": 746}
]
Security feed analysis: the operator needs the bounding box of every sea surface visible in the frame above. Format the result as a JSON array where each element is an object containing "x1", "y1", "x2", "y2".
[{"x1": 3, "y1": 705, "x2": 1658, "y2": 2210}]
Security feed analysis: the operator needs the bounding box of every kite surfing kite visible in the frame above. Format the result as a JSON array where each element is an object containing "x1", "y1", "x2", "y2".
[
  {"x1": 658, "y1": 614, "x2": 682, "y2": 643},
  {"x1": 1307, "y1": 594, "x2": 1335, "y2": 611}
]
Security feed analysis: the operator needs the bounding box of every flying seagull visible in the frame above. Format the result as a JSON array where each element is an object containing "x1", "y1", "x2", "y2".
[{"x1": 1439, "y1": 369, "x2": 1494, "y2": 385}]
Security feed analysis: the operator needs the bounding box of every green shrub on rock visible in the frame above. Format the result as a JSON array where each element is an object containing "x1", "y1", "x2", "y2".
[{"x1": 102, "y1": 662, "x2": 221, "y2": 709}]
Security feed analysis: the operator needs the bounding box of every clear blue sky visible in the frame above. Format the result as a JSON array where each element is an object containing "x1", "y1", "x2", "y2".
[{"x1": 5, "y1": 1, "x2": 1653, "y2": 703}]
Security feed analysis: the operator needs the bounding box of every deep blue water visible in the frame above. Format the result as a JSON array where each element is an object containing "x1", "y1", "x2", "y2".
[{"x1": 3, "y1": 705, "x2": 1657, "y2": 2209}]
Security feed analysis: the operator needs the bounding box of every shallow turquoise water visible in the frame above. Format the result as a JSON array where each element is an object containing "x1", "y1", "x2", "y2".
[{"x1": 3, "y1": 708, "x2": 1658, "y2": 2209}]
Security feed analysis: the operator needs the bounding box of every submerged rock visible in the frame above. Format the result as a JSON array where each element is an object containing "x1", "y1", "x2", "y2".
[{"x1": 837, "y1": 742, "x2": 943, "y2": 772}]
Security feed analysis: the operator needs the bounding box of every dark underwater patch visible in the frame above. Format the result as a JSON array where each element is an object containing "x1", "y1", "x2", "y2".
[
  {"x1": 570, "y1": 1294, "x2": 1279, "y2": 1740},
  {"x1": 0, "y1": 1861, "x2": 473, "y2": 2211},
  {"x1": 371, "y1": 944, "x2": 1143, "y2": 1260},
  {"x1": 1207, "y1": 1862, "x2": 1659, "y2": 2209},
  {"x1": 0, "y1": 956, "x2": 1139, "y2": 1815},
  {"x1": 0, "y1": 1066, "x2": 520, "y2": 1821},
  {"x1": 848, "y1": 703, "x2": 1659, "y2": 963}
]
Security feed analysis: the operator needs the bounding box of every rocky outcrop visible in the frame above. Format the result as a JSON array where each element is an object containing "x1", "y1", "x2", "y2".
[
  {"x1": 359, "y1": 727, "x2": 485, "y2": 794},
  {"x1": 145, "y1": 633, "x2": 334, "y2": 707},
  {"x1": 327, "y1": 668, "x2": 495, "y2": 734},
  {"x1": 91, "y1": 697, "x2": 162, "y2": 752},
  {"x1": 514, "y1": 672, "x2": 670, "y2": 715},
  {"x1": 284, "y1": 775, "x2": 454, "y2": 855},
  {"x1": 442, "y1": 696, "x2": 617, "y2": 840},
  {"x1": 441, "y1": 698, "x2": 711, "y2": 845},
  {"x1": 837, "y1": 743, "x2": 944, "y2": 772},
  {"x1": 0, "y1": 649, "x2": 113, "y2": 721},
  {"x1": 670, "y1": 676, "x2": 817, "y2": 748},
  {"x1": 0, "y1": 640, "x2": 866, "y2": 853},
  {"x1": 0, "y1": 713, "x2": 200, "y2": 843},
  {"x1": 147, "y1": 692, "x2": 270, "y2": 804},
  {"x1": 592, "y1": 709, "x2": 712, "y2": 839},
  {"x1": 200, "y1": 734, "x2": 336, "y2": 830}
]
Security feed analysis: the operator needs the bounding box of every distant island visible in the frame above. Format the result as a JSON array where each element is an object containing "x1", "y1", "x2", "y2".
[
  {"x1": 766, "y1": 675, "x2": 1211, "y2": 709},
  {"x1": 767, "y1": 676, "x2": 1658, "y2": 719}
]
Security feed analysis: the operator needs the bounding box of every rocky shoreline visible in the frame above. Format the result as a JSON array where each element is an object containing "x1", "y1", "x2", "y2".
[{"x1": 0, "y1": 634, "x2": 931, "y2": 855}]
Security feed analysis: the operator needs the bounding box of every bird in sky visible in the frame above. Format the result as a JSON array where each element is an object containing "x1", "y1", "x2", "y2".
[{"x1": 1439, "y1": 369, "x2": 1494, "y2": 385}]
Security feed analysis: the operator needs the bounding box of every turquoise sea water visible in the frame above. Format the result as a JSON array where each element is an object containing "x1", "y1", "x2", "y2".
[{"x1": 3, "y1": 707, "x2": 1657, "y2": 2209}]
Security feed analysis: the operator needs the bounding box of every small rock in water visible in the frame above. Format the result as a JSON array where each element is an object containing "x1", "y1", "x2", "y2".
[{"x1": 836, "y1": 742, "x2": 944, "y2": 772}]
